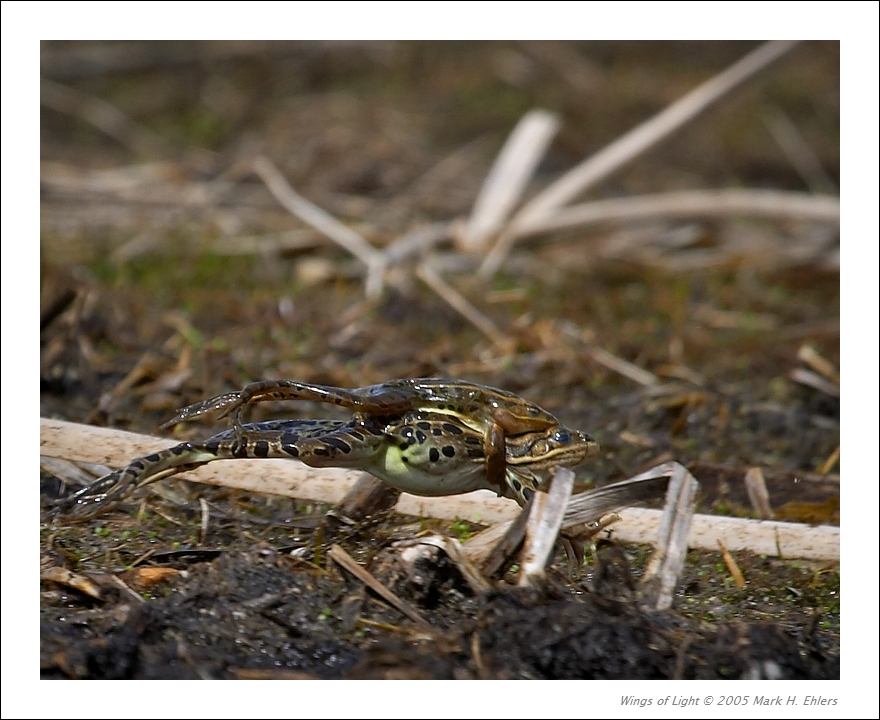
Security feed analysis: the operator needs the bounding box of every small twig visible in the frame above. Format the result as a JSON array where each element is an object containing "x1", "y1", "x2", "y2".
[
  {"x1": 818, "y1": 446, "x2": 840, "y2": 475},
  {"x1": 789, "y1": 368, "x2": 840, "y2": 398},
  {"x1": 40, "y1": 456, "x2": 105, "y2": 488},
  {"x1": 41, "y1": 567, "x2": 103, "y2": 600},
  {"x1": 518, "y1": 467, "x2": 575, "y2": 586},
  {"x1": 103, "y1": 573, "x2": 147, "y2": 604},
  {"x1": 356, "y1": 617, "x2": 431, "y2": 638},
  {"x1": 459, "y1": 109, "x2": 560, "y2": 251},
  {"x1": 415, "y1": 262, "x2": 512, "y2": 351},
  {"x1": 762, "y1": 106, "x2": 837, "y2": 194},
  {"x1": 480, "y1": 41, "x2": 800, "y2": 277},
  {"x1": 588, "y1": 346, "x2": 660, "y2": 386},
  {"x1": 251, "y1": 156, "x2": 386, "y2": 298},
  {"x1": 199, "y1": 497, "x2": 210, "y2": 545},
  {"x1": 717, "y1": 540, "x2": 747, "y2": 589},
  {"x1": 328, "y1": 544, "x2": 433, "y2": 633},
  {"x1": 383, "y1": 222, "x2": 456, "y2": 265},
  {"x1": 129, "y1": 548, "x2": 157, "y2": 568},
  {"x1": 797, "y1": 344, "x2": 839, "y2": 383},
  {"x1": 506, "y1": 189, "x2": 840, "y2": 241},
  {"x1": 41, "y1": 79, "x2": 169, "y2": 159},
  {"x1": 471, "y1": 632, "x2": 487, "y2": 679},
  {"x1": 640, "y1": 463, "x2": 699, "y2": 611},
  {"x1": 744, "y1": 467, "x2": 774, "y2": 520}
]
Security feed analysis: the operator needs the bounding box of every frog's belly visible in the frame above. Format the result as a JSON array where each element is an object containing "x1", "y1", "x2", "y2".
[{"x1": 367, "y1": 444, "x2": 489, "y2": 497}]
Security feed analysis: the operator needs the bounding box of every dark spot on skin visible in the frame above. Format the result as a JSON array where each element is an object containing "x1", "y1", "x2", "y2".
[
  {"x1": 233, "y1": 444, "x2": 248, "y2": 459},
  {"x1": 402, "y1": 456, "x2": 409, "y2": 463},
  {"x1": 442, "y1": 445, "x2": 455, "y2": 457},
  {"x1": 442, "y1": 423, "x2": 463, "y2": 435},
  {"x1": 348, "y1": 430, "x2": 364, "y2": 441},
  {"x1": 429, "y1": 448, "x2": 440, "y2": 462},
  {"x1": 433, "y1": 428, "x2": 442, "y2": 436},
  {"x1": 313, "y1": 447, "x2": 329, "y2": 457},
  {"x1": 205, "y1": 440, "x2": 220, "y2": 454},
  {"x1": 254, "y1": 441, "x2": 269, "y2": 457},
  {"x1": 511, "y1": 479, "x2": 522, "y2": 492},
  {"x1": 417, "y1": 422, "x2": 431, "y2": 431},
  {"x1": 467, "y1": 448, "x2": 484, "y2": 458},
  {"x1": 326, "y1": 437, "x2": 352, "y2": 453},
  {"x1": 416, "y1": 430, "x2": 426, "y2": 443},
  {"x1": 145, "y1": 453, "x2": 160, "y2": 462},
  {"x1": 131, "y1": 460, "x2": 144, "y2": 470},
  {"x1": 523, "y1": 487, "x2": 534, "y2": 502},
  {"x1": 465, "y1": 436, "x2": 481, "y2": 445},
  {"x1": 282, "y1": 443, "x2": 299, "y2": 457},
  {"x1": 171, "y1": 445, "x2": 187, "y2": 455},
  {"x1": 407, "y1": 436, "x2": 416, "y2": 446}
]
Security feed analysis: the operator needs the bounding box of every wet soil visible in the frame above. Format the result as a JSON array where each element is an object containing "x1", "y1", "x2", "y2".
[{"x1": 39, "y1": 41, "x2": 839, "y2": 679}]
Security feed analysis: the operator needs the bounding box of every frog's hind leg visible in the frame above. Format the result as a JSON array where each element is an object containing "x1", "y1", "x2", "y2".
[
  {"x1": 58, "y1": 419, "x2": 358, "y2": 522},
  {"x1": 59, "y1": 441, "x2": 233, "y2": 522},
  {"x1": 162, "y1": 380, "x2": 417, "y2": 435}
]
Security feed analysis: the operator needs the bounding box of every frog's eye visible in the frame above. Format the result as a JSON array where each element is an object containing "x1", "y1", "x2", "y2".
[
  {"x1": 551, "y1": 429, "x2": 570, "y2": 443},
  {"x1": 527, "y1": 407, "x2": 540, "y2": 416},
  {"x1": 532, "y1": 440, "x2": 550, "y2": 455}
]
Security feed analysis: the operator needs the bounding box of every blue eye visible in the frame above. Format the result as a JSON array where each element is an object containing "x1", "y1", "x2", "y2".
[{"x1": 552, "y1": 430, "x2": 570, "y2": 443}]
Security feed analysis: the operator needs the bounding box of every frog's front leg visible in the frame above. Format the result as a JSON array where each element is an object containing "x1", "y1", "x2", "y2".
[{"x1": 483, "y1": 420, "x2": 508, "y2": 497}]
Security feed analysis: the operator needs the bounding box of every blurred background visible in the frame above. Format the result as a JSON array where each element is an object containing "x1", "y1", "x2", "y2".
[{"x1": 40, "y1": 40, "x2": 840, "y2": 515}]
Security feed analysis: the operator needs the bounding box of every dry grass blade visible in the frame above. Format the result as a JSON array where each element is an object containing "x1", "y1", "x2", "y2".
[
  {"x1": 744, "y1": 467, "x2": 774, "y2": 520},
  {"x1": 518, "y1": 467, "x2": 575, "y2": 586},
  {"x1": 789, "y1": 368, "x2": 840, "y2": 398},
  {"x1": 459, "y1": 109, "x2": 560, "y2": 252},
  {"x1": 41, "y1": 79, "x2": 169, "y2": 159},
  {"x1": 40, "y1": 456, "x2": 107, "y2": 488},
  {"x1": 251, "y1": 156, "x2": 386, "y2": 298},
  {"x1": 415, "y1": 262, "x2": 512, "y2": 351},
  {"x1": 589, "y1": 346, "x2": 660, "y2": 386},
  {"x1": 199, "y1": 497, "x2": 210, "y2": 545},
  {"x1": 818, "y1": 446, "x2": 840, "y2": 475},
  {"x1": 797, "y1": 344, "x2": 839, "y2": 382},
  {"x1": 640, "y1": 463, "x2": 699, "y2": 611},
  {"x1": 327, "y1": 544, "x2": 433, "y2": 633},
  {"x1": 762, "y1": 106, "x2": 838, "y2": 194},
  {"x1": 511, "y1": 189, "x2": 840, "y2": 239},
  {"x1": 41, "y1": 567, "x2": 103, "y2": 600},
  {"x1": 563, "y1": 463, "x2": 679, "y2": 529},
  {"x1": 480, "y1": 40, "x2": 800, "y2": 277},
  {"x1": 717, "y1": 539, "x2": 747, "y2": 589},
  {"x1": 384, "y1": 222, "x2": 456, "y2": 265}
]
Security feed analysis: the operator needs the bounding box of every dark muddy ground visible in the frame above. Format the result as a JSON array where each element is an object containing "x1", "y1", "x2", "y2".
[{"x1": 34, "y1": 41, "x2": 844, "y2": 683}]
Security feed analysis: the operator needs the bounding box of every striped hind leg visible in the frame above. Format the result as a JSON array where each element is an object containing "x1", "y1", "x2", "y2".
[
  {"x1": 59, "y1": 419, "x2": 353, "y2": 522},
  {"x1": 61, "y1": 442, "x2": 228, "y2": 522}
]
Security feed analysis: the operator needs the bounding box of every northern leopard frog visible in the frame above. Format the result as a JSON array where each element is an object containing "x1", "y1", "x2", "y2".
[
  {"x1": 162, "y1": 378, "x2": 576, "y2": 494},
  {"x1": 62, "y1": 410, "x2": 598, "y2": 521}
]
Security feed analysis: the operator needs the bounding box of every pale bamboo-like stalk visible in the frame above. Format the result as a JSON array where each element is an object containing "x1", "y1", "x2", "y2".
[{"x1": 41, "y1": 419, "x2": 839, "y2": 560}]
